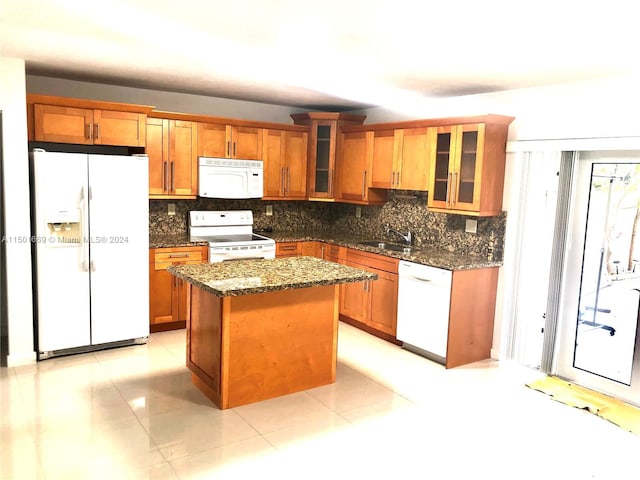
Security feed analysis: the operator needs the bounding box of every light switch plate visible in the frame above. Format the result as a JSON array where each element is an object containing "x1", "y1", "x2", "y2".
[
  {"x1": 355, "y1": 206, "x2": 362, "y2": 218},
  {"x1": 168, "y1": 203, "x2": 176, "y2": 216},
  {"x1": 465, "y1": 219, "x2": 477, "y2": 234},
  {"x1": 266, "y1": 205, "x2": 273, "y2": 216}
]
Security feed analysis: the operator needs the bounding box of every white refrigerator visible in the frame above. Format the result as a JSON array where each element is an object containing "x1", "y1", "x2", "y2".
[{"x1": 31, "y1": 150, "x2": 149, "y2": 359}]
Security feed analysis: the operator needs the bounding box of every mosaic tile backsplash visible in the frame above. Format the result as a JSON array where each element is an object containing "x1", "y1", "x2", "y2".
[{"x1": 149, "y1": 191, "x2": 506, "y2": 261}]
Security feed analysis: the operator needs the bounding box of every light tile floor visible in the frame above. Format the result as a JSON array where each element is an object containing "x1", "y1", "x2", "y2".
[{"x1": 2, "y1": 322, "x2": 639, "y2": 479}]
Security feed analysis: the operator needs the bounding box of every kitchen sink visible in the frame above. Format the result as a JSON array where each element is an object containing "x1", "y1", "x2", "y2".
[{"x1": 359, "y1": 241, "x2": 414, "y2": 254}]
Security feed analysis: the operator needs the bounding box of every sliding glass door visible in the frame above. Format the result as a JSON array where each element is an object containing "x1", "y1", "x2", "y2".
[{"x1": 556, "y1": 151, "x2": 640, "y2": 405}]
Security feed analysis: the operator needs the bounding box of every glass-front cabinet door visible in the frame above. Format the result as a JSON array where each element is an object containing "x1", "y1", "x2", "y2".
[
  {"x1": 312, "y1": 122, "x2": 333, "y2": 197},
  {"x1": 429, "y1": 126, "x2": 455, "y2": 209},
  {"x1": 428, "y1": 124, "x2": 484, "y2": 213}
]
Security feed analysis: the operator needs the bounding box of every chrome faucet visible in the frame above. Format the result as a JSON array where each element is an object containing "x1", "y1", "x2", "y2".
[{"x1": 386, "y1": 226, "x2": 412, "y2": 245}]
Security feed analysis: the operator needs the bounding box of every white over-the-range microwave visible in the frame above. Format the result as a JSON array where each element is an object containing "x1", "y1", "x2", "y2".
[{"x1": 198, "y1": 157, "x2": 263, "y2": 199}]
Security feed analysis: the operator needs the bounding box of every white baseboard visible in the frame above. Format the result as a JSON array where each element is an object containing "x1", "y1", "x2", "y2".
[{"x1": 6, "y1": 351, "x2": 37, "y2": 367}]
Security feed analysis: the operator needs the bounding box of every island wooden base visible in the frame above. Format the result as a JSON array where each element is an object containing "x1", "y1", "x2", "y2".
[{"x1": 186, "y1": 284, "x2": 339, "y2": 409}]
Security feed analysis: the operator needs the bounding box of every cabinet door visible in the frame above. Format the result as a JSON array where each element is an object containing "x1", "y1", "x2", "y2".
[
  {"x1": 149, "y1": 267, "x2": 175, "y2": 325},
  {"x1": 338, "y1": 131, "x2": 368, "y2": 201},
  {"x1": 33, "y1": 104, "x2": 93, "y2": 144},
  {"x1": 262, "y1": 129, "x2": 285, "y2": 197},
  {"x1": 231, "y1": 126, "x2": 262, "y2": 160},
  {"x1": 339, "y1": 259, "x2": 369, "y2": 323},
  {"x1": 428, "y1": 125, "x2": 456, "y2": 210},
  {"x1": 368, "y1": 268, "x2": 398, "y2": 336},
  {"x1": 452, "y1": 124, "x2": 484, "y2": 212},
  {"x1": 301, "y1": 241, "x2": 320, "y2": 258},
  {"x1": 169, "y1": 120, "x2": 197, "y2": 196},
  {"x1": 397, "y1": 127, "x2": 430, "y2": 191},
  {"x1": 370, "y1": 130, "x2": 396, "y2": 189},
  {"x1": 283, "y1": 130, "x2": 308, "y2": 198},
  {"x1": 309, "y1": 120, "x2": 336, "y2": 199},
  {"x1": 93, "y1": 110, "x2": 146, "y2": 147},
  {"x1": 198, "y1": 122, "x2": 228, "y2": 157},
  {"x1": 146, "y1": 118, "x2": 169, "y2": 195}
]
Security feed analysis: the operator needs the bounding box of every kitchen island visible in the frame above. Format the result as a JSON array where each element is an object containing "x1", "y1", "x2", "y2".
[{"x1": 168, "y1": 256, "x2": 376, "y2": 409}]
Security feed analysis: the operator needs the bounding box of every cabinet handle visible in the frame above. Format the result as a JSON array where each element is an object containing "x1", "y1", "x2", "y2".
[
  {"x1": 170, "y1": 162, "x2": 175, "y2": 192},
  {"x1": 233, "y1": 142, "x2": 237, "y2": 157},
  {"x1": 281, "y1": 167, "x2": 285, "y2": 196},
  {"x1": 95, "y1": 123, "x2": 100, "y2": 141},
  {"x1": 168, "y1": 254, "x2": 190, "y2": 258},
  {"x1": 286, "y1": 167, "x2": 290, "y2": 195},
  {"x1": 280, "y1": 246, "x2": 296, "y2": 251},
  {"x1": 452, "y1": 171, "x2": 458, "y2": 206},
  {"x1": 87, "y1": 123, "x2": 92, "y2": 140},
  {"x1": 227, "y1": 141, "x2": 231, "y2": 157},
  {"x1": 361, "y1": 170, "x2": 367, "y2": 198},
  {"x1": 163, "y1": 161, "x2": 168, "y2": 193},
  {"x1": 446, "y1": 172, "x2": 452, "y2": 206},
  {"x1": 329, "y1": 168, "x2": 333, "y2": 195},
  {"x1": 321, "y1": 245, "x2": 325, "y2": 259}
]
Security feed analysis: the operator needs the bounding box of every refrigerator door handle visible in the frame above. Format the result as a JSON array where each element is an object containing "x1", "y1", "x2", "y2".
[
  {"x1": 79, "y1": 186, "x2": 89, "y2": 272},
  {"x1": 90, "y1": 260, "x2": 96, "y2": 272}
]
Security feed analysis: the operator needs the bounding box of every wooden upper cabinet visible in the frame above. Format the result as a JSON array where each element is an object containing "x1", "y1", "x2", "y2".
[
  {"x1": 336, "y1": 130, "x2": 385, "y2": 205},
  {"x1": 147, "y1": 117, "x2": 197, "y2": 198},
  {"x1": 428, "y1": 122, "x2": 509, "y2": 216},
  {"x1": 291, "y1": 112, "x2": 366, "y2": 200},
  {"x1": 370, "y1": 127, "x2": 431, "y2": 191},
  {"x1": 92, "y1": 110, "x2": 146, "y2": 146},
  {"x1": 28, "y1": 95, "x2": 151, "y2": 147},
  {"x1": 370, "y1": 130, "x2": 396, "y2": 189},
  {"x1": 396, "y1": 127, "x2": 432, "y2": 191},
  {"x1": 197, "y1": 122, "x2": 262, "y2": 160},
  {"x1": 262, "y1": 128, "x2": 308, "y2": 200},
  {"x1": 197, "y1": 122, "x2": 227, "y2": 157}
]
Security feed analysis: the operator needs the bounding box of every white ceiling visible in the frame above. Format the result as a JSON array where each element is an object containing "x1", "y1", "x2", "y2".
[{"x1": 1, "y1": 0, "x2": 639, "y2": 111}]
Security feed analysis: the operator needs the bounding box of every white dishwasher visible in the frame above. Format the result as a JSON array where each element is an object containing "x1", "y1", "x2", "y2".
[{"x1": 396, "y1": 260, "x2": 452, "y2": 360}]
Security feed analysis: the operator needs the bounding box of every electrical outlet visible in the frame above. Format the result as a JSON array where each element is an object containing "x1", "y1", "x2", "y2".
[
  {"x1": 168, "y1": 203, "x2": 176, "y2": 216},
  {"x1": 266, "y1": 205, "x2": 273, "y2": 216},
  {"x1": 355, "y1": 206, "x2": 362, "y2": 218},
  {"x1": 465, "y1": 219, "x2": 477, "y2": 234}
]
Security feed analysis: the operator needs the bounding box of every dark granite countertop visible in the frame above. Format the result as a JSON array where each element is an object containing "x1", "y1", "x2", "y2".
[
  {"x1": 152, "y1": 230, "x2": 501, "y2": 271},
  {"x1": 267, "y1": 230, "x2": 502, "y2": 271},
  {"x1": 168, "y1": 256, "x2": 377, "y2": 297},
  {"x1": 149, "y1": 233, "x2": 209, "y2": 248}
]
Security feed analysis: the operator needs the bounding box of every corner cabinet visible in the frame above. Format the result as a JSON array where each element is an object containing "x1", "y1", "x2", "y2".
[
  {"x1": 149, "y1": 246, "x2": 208, "y2": 332},
  {"x1": 339, "y1": 248, "x2": 399, "y2": 340},
  {"x1": 335, "y1": 131, "x2": 386, "y2": 205},
  {"x1": 291, "y1": 112, "x2": 366, "y2": 200},
  {"x1": 262, "y1": 128, "x2": 308, "y2": 200},
  {"x1": 146, "y1": 116, "x2": 198, "y2": 198},
  {"x1": 27, "y1": 94, "x2": 153, "y2": 147},
  {"x1": 427, "y1": 118, "x2": 512, "y2": 216}
]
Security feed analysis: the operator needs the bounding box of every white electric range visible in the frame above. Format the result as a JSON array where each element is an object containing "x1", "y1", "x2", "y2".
[{"x1": 189, "y1": 210, "x2": 276, "y2": 262}]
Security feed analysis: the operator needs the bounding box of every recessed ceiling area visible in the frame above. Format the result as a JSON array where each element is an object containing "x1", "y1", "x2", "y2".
[{"x1": 2, "y1": 0, "x2": 639, "y2": 111}]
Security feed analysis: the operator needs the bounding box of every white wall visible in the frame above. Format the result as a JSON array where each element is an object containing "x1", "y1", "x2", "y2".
[
  {"x1": 351, "y1": 74, "x2": 640, "y2": 142},
  {"x1": 0, "y1": 57, "x2": 35, "y2": 366},
  {"x1": 26, "y1": 75, "x2": 308, "y2": 123}
]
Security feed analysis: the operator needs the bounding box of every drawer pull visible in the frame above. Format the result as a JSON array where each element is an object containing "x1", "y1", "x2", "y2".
[{"x1": 168, "y1": 254, "x2": 190, "y2": 258}]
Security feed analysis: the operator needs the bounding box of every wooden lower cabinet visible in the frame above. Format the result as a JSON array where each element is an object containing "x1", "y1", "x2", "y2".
[
  {"x1": 149, "y1": 246, "x2": 208, "y2": 332},
  {"x1": 339, "y1": 248, "x2": 399, "y2": 340},
  {"x1": 275, "y1": 241, "x2": 302, "y2": 258}
]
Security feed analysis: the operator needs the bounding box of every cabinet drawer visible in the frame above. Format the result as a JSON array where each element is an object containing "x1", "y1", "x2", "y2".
[
  {"x1": 152, "y1": 247, "x2": 206, "y2": 270},
  {"x1": 276, "y1": 242, "x2": 302, "y2": 257},
  {"x1": 345, "y1": 248, "x2": 398, "y2": 274}
]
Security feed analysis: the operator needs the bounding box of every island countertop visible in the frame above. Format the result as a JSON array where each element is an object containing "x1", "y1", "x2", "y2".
[{"x1": 168, "y1": 256, "x2": 377, "y2": 297}]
